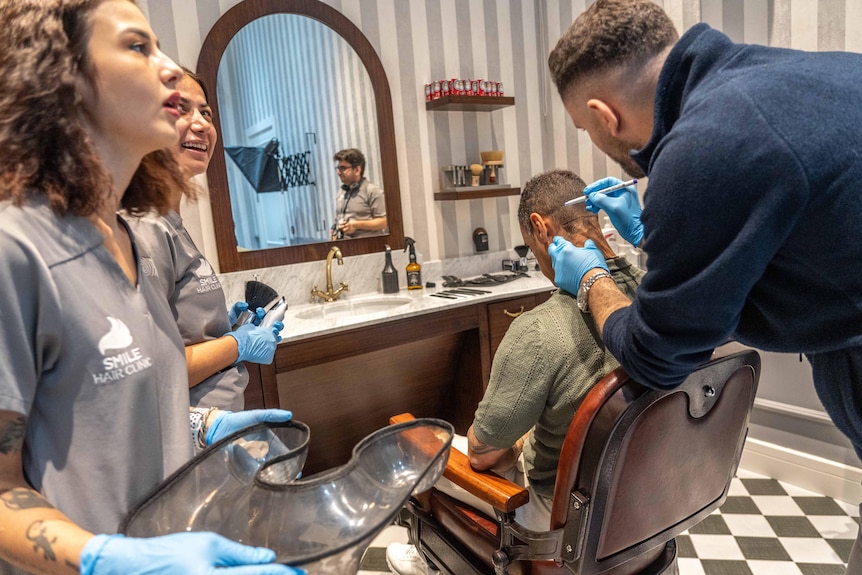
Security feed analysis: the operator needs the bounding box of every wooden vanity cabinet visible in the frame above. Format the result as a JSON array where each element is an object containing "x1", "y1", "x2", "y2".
[
  {"x1": 485, "y1": 290, "x2": 553, "y2": 361},
  {"x1": 243, "y1": 289, "x2": 554, "y2": 475}
]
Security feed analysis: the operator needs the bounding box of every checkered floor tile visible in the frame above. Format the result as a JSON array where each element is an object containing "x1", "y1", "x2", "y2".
[
  {"x1": 677, "y1": 469, "x2": 857, "y2": 575},
  {"x1": 358, "y1": 469, "x2": 859, "y2": 574}
]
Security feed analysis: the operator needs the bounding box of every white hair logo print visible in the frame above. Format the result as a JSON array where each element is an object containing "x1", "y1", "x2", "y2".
[
  {"x1": 195, "y1": 258, "x2": 222, "y2": 294},
  {"x1": 195, "y1": 258, "x2": 214, "y2": 277},
  {"x1": 93, "y1": 318, "x2": 152, "y2": 385},
  {"x1": 97, "y1": 317, "x2": 134, "y2": 355}
]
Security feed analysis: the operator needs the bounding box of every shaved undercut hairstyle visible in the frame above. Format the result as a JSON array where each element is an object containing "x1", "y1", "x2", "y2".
[
  {"x1": 548, "y1": 0, "x2": 679, "y2": 98},
  {"x1": 518, "y1": 169, "x2": 602, "y2": 239}
]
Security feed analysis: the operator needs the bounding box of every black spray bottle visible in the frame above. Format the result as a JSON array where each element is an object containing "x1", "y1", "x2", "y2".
[
  {"x1": 404, "y1": 237, "x2": 423, "y2": 290},
  {"x1": 381, "y1": 245, "x2": 399, "y2": 293}
]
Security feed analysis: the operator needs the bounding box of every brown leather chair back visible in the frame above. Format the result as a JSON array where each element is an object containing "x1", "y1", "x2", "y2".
[
  {"x1": 552, "y1": 349, "x2": 760, "y2": 573},
  {"x1": 395, "y1": 349, "x2": 761, "y2": 575}
]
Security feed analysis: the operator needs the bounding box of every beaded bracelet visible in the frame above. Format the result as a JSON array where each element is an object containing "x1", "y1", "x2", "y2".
[{"x1": 189, "y1": 407, "x2": 214, "y2": 450}]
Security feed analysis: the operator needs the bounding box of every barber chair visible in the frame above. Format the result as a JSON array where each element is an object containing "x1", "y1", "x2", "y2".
[{"x1": 390, "y1": 348, "x2": 761, "y2": 575}]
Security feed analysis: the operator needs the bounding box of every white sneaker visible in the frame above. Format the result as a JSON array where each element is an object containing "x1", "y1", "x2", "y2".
[{"x1": 385, "y1": 543, "x2": 440, "y2": 575}]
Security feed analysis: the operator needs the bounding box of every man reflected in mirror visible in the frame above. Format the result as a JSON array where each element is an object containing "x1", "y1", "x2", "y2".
[{"x1": 332, "y1": 148, "x2": 387, "y2": 239}]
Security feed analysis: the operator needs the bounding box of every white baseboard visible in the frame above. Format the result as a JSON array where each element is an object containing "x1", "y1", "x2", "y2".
[{"x1": 741, "y1": 437, "x2": 862, "y2": 505}]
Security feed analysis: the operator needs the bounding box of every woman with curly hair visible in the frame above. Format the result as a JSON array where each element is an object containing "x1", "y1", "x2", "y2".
[{"x1": 0, "y1": 2, "x2": 299, "y2": 574}]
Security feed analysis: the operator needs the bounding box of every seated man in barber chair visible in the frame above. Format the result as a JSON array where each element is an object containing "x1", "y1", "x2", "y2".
[{"x1": 387, "y1": 169, "x2": 644, "y2": 575}]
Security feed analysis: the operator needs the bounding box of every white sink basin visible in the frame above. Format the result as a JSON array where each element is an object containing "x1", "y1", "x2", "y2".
[{"x1": 294, "y1": 296, "x2": 412, "y2": 322}]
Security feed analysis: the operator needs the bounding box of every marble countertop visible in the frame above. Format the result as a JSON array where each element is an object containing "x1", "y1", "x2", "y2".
[{"x1": 279, "y1": 272, "x2": 555, "y2": 343}]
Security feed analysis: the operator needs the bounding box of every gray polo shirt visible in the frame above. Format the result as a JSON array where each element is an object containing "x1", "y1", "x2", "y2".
[
  {"x1": 334, "y1": 178, "x2": 387, "y2": 238},
  {"x1": 129, "y1": 210, "x2": 248, "y2": 410},
  {"x1": 0, "y1": 200, "x2": 193, "y2": 539}
]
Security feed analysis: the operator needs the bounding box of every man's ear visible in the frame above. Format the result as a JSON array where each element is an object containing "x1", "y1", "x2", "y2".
[
  {"x1": 530, "y1": 213, "x2": 554, "y2": 247},
  {"x1": 586, "y1": 98, "x2": 620, "y2": 136}
]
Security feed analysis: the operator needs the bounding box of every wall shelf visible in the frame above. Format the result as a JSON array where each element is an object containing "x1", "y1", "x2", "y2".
[
  {"x1": 434, "y1": 187, "x2": 521, "y2": 201},
  {"x1": 426, "y1": 95, "x2": 515, "y2": 112}
]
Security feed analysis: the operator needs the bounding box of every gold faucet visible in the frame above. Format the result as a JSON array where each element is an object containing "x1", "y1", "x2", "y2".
[{"x1": 311, "y1": 246, "x2": 349, "y2": 302}]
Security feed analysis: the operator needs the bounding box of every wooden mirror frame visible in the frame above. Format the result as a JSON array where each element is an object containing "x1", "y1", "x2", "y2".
[{"x1": 197, "y1": 0, "x2": 403, "y2": 272}]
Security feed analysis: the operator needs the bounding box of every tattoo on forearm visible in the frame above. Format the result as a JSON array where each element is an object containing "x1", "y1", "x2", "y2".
[
  {"x1": 2, "y1": 488, "x2": 54, "y2": 511},
  {"x1": 26, "y1": 521, "x2": 57, "y2": 562},
  {"x1": 0, "y1": 416, "x2": 25, "y2": 455}
]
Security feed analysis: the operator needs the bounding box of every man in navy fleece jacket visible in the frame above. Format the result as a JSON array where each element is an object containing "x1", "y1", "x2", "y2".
[{"x1": 547, "y1": 0, "x2": 862, "y2": 571}]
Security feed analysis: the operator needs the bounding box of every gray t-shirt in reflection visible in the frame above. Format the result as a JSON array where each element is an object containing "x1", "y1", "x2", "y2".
[{"x1": 334, "y1": 178, "x2": 386, "y2": 238}]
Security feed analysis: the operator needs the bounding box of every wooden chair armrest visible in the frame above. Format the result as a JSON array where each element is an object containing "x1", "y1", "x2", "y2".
[
  {"x1": 550, "y1": 368, "x2": 628, "y2": 529},
  {"x1": 390, "y1": 413, "x2": 529, "y2": 514}
]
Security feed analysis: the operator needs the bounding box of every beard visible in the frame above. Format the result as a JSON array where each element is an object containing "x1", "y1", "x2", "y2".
[
  {"x1": 616, "y1": 154, "x2": 646, "y2": 179},
  {"x1": 604, "y1": 136, "x2": 646, "y2": 179}
]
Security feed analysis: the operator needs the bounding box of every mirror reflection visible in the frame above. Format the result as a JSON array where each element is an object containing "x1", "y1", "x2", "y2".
[
  {"x1": 217, "y1": 13, "x2": 383, "y2": 250},
  {"x1": 331, "y1": 148, "x2": 387, "y2": 240}
]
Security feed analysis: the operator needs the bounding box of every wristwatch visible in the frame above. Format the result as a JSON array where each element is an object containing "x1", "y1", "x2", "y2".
[{"x1": 577, "y1": 271, "x2": 613, "y2": 313}]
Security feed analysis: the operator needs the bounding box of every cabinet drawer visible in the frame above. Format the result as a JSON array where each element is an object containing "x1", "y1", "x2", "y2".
[{"x1": 487, "y1": 295, "x2": 539, "y2": 359}]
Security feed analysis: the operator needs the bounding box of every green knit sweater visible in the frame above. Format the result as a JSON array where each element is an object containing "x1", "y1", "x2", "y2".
[{"x1": 472, "y1": 256, "x2": 643, "y2": 498}]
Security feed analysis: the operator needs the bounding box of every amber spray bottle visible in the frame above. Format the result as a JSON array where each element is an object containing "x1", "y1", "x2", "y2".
[{"x1": 404, "y1": 237, "x2": 423, "y2": 290}]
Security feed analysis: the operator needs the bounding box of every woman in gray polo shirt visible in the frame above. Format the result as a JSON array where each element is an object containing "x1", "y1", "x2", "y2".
[
  {"x1": 0, "y1": 2, "x2": 300, "y2": 574},
  {"x1": 129, "y1": 69, "x2": 282, "y2": 412}
]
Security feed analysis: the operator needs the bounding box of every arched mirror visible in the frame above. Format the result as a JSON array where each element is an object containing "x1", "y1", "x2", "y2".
[{"x1": 198, "y1": 0, "x2": 403, "y2": 272}]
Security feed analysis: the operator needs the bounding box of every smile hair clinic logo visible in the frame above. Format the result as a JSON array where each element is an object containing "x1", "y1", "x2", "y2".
[
  {"x1": 93, "y1": 317, "x2": 152, "y2": 384},
  {"x1": 195, "y1": 258, "x2": 222, "y2": 294}
]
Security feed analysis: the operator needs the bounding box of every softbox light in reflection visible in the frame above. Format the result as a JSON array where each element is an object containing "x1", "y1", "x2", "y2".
[{"x1": 225, "y1": 138, "x2": 282, "y2": 193}]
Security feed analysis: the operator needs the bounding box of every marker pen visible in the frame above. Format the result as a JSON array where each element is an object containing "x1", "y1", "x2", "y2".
[{"x1": 563, "y1": 178, "x2": 638, "y2": 207}]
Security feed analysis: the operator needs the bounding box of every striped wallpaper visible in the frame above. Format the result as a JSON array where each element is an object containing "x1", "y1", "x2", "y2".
[{"x1": 140, "y1": 0, "x2": 862, "y2": 262}]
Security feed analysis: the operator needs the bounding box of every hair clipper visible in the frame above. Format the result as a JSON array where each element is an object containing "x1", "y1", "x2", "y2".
[{"x1": 260, "y1": 297, "x2": 288, "y2": 329}]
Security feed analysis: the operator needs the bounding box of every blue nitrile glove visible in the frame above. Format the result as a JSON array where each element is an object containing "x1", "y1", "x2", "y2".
[
  {"x1": 226, "y1": 321, "x2": 284, "y2": 365},
  {"x1": 228, "y1": 302, "x2": 267, "y2": 327},
  {"x1": 79, "y1": 532, "x2": 304, "y2": 575},
  {"x1": 584, "y1": 177, "x2": 643, "y2": 247},
  {"x1": 548, "y1": 237, "x2": 609, "y2": 295},
  {"x1": 206, "y1": 409, "x2": 294, "y2": 445},
  {"x1": 227, "y1": 301, "x2": 249, "y2": 326}
]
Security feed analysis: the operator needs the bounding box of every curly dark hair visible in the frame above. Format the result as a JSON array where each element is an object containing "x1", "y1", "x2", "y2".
[
  {"x1": 548, "y1": 0, "x2": 678, "y2": 98},
  {"x1": 0, "y1": 0, "x2": 187, "y2": 217},
  {"x1": 333, "y1": 148, "x2": 366, "y2": 177},
  {"x1": 518, "y1": 169, "x2": 602, "y2": 239}
]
